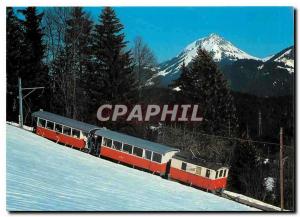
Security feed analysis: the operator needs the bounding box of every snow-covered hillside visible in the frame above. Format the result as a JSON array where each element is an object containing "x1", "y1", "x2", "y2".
[
  {"x1": 258, "y1": 46, "x2": 294, "y2": 75},
  {"x1": 273, "y1": 47, "x2": 294, "y2": 73},
  {"x1": 262, "y1": 55, "x2": 274, "y2": 62},
  {"x1": 274, "y1": 48, "x2": 294, "y2": 67},
  {"x1": 6, "y1": 124, "x2": 258, "y2": 211}
]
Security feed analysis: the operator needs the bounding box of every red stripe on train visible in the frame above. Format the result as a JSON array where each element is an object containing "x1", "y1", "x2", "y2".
[
  {"x1": 36, "y1": 127, "x2": 86, "y2": 149},
  {"x1": 100, "y1": 146, "x2": 167, "y2": 175},
  {"x1": 169, "y1": 167, "x2": 227, "y2": 191}
]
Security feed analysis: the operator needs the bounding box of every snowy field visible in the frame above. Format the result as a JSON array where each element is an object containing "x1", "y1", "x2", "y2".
[{"x1": 6, "y1": 124, "x2": 258, "y2": 211}]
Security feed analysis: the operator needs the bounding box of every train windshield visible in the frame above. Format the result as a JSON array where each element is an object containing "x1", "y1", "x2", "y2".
[{"x1": 37, "y1": 118, "x2": 46, "y2": 127}]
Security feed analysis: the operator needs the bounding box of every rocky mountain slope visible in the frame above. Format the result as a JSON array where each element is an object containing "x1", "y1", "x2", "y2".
[{"x1": 147, "y1": 34, "x2": 294, "y2": 96}]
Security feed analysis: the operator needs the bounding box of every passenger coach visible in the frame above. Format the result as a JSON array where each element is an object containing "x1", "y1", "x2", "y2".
[
  {"x1": 169, "y1": 151, "x2": 229, "y2": 192},
  {"x1": 32, "y1": 110, "x2": 98, "y2": 150},
  {"x1": 94, "y1": 128, "x2": 179, "y2": 176}
]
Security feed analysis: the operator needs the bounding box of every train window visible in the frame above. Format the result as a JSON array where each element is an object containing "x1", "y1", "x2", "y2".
[
  {"x1": 107, "y1": 139, "x2": 112, "y2": 147},
  {"x1": 82, "y1": 131, "x2": 87, "y2": 138},
  {"x1": 63, "y1": 126, "x2": 71, "y2": 136},
  {"x1": 102, "y1": 138, "x2": 107, "y2": 146},
  {"x1": 38, "y1": 118, "x2": 46, "y2": 127},
  {"x1": 113, "y1": 141, "x2": 122, "y2": 150},
  {"x1": 103, "y1": 138, "x2": 112, "y2": 147},
  {"x1": 219, "y1": 170, "x2": 223, "y2": 177},
  {"x1": 181, "y1": 162, "x2": 187, "y2": 171},
  {"x1": 72, "y1": 129, "x2": 80, "y2": 138},
  {"x1": 46, "y1": 121, "x2": 54, "y2": 130},
  {"x1": 215, "y1": 171, "x2": 219, "y2": 179},
  {"x1": 123, "y1": 144, "x2": 132, "y2": 154},
  {"x1": 152, "y1": 152, "x2": 162, "y2": 163},
  {"x1": 223, "y1": 170, "x2": 227, "y2": 177},
  {"x1": 145, "y1": 150, "x2": 152, "y2": 160},
  {"x1": 196, "y1": 166, "x2": 202, "y2": 175},
  {"x1": 55, "y1": 124, "x2": 62, "y2": 133},
  {"x1": 133, "y1": 147, "x2": 143, "y2": 157},
  {"x1": 206, "y1": 169, "x2": 210, "y2": 178}
]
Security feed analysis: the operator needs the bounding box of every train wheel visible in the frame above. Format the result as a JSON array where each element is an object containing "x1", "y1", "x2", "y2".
[
  {"x1": 218, "y1": 188, "x2": 225, "y2": 195},
  {"x1": 82, "y1": 148, "x2": 89, "y2": 153},
  {"x1": 159, "y1": 172, "x2": 164, "y2": 177}
]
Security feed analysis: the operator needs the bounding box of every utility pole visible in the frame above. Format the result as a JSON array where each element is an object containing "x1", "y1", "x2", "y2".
[
  {"x1": 228, "y1": 118, "x2": 231, "y2": 136},
  {"x1": 246, "y1": 123, "x2": 249, "y2": 138},
  {"x1": 18, "y1": 77, "x2": 23, "y2": 128},
  {"x1": 18, "y1": 77, "x2": 45, "y2": 128},
  {"x1": 258, "y1": 110, "x2": 262, "y2": 137},
  {"x1": 280, "y1": 127, "x2": 284, "y2": 211}
]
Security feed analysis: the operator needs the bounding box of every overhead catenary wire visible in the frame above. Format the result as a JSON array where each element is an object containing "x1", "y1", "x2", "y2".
[
  {"x1": 163, "y1": 125, "x2": 294, "y2": 150},
  {"x1": 197, "y1": 132, "x2": 293, "y2": 149}
]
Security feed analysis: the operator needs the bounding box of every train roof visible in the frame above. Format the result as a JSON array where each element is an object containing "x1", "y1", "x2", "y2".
[
  {"x1": 173, "y1": 151, "x2": 228, "y2": 170},
  {"x1": 32, "y1": 110, "x2": 99, "y2": 133},
  {"x1": 95, "y1": 128, "x2": 179, "y2": 155}
]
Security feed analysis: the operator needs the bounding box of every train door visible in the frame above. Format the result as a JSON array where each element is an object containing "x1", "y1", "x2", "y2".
[
  {"x1": 95, "y1": 136, "x2": 102, "y2": 156},
  {"x1": 164, "y1": 160, "x2": 172, "y2": 178},
  {"x1": 87, "y1": 129, "x2": 102, "y2": 156},
  {"x1": 88, "y1": 135, "x2": 102, "y2": 156}
]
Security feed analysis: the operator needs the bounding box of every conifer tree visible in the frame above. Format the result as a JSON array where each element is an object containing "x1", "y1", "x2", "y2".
[
  {"x1": 229, "y1": 138, "x2": 261, "y2": 197},
  {"x1": 6, "y1": 8, "x2": 25, "y2": 121},
  {"x1": 18, "y1": 7, "x2": 49, "y2": 123},
  {"x1": 19, "y1": 7, "x2": 48, "y2": 86},
  {"x1": 174, "y1": 48, "x2": 238, "y2": 135},
  {"x1": 7, "y1": 8, "x2": 24, "y2": 85},
  {"x1": 51, "y1": 7, "x2": 93, "y2": 120},
  {"x1": 171, "y1": 62, "x2": 195, "y2": 99},
  {"x1": 90, "y1": 7, "x2": 138, "y2": 128}
]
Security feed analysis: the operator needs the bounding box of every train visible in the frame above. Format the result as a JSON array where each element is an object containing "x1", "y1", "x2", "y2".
[{"x1": 32, "y1": 110, "x2": 229, "y2": 193}]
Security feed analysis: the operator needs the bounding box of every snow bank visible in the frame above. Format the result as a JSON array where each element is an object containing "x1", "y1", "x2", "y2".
[
  {"x1": 6, "y1": 124, "x2": 258, "y2": 211},
  {"x1": 264, "y1": 177, "x2": 275, "y2": 192},
  {"x1": 6, "y1": 121, "x2": 33, "y2": 132},
  {"x1": 223, "y1": 190, "x2": 285, "y2": 211}
]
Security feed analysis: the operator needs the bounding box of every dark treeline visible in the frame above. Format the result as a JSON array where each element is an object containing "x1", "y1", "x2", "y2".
[
  {"x1": 7, "y1": 7, "x2": 49, "y2": 123},
  {"x1": 7, "y1": 7, "x2": 157, "y2": 130},
  {"x1": 6, "y1": 7, "x2": 294, "y2": 210},
  {"x1": 140, "y1": 49, "x2": 294, "y2": 209}
]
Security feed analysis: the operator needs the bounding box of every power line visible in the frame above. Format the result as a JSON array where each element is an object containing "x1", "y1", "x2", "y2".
[
  {"x1": 199, "y1": 132, "x2": 286, "y2": 147},
  {"x1": 164, "y1": 125, "x2": 294, "y2": 150}
]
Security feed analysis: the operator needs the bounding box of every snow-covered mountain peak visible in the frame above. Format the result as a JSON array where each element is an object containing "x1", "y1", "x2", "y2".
[
  {"x1": 148, "y1": 35, "x2": 294, "y2": 93},
  {"x1": 147, "y1": 33, "x2": 263, "y2": 86},
  {"x1": 202, "y1": 33, "x2": 227, "y2": 45},
  {"x1": 182, "y1": 33, "x2": 260, "y2": 63},
  {"x1": 185, "y1": 33, "x2": 224, "y2": 51}
]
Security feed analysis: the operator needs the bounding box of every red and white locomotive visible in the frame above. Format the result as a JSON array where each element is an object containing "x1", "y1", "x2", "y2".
[{"x1": 32, "y1": 110, "x2": 229, "y2": 193}]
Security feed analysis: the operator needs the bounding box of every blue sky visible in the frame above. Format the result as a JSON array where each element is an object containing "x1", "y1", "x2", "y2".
[
  {"x1": 15, "y1": 7, "x2": 294, "y2": 63},
  {"x1": 84, "y1": 7, "x2": 294, "y2": 62}
]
